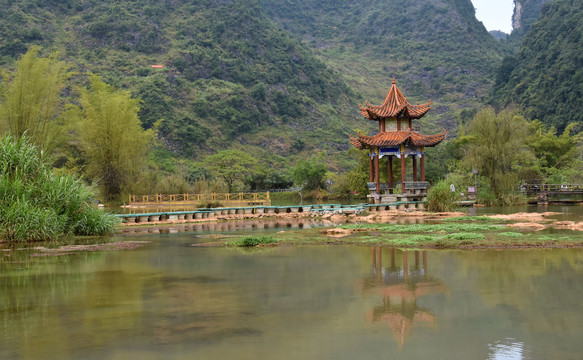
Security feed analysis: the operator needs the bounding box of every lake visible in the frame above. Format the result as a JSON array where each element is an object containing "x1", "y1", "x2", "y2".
[{"x1": 1, "y1": 206, "x2": 583, "y2": 359}]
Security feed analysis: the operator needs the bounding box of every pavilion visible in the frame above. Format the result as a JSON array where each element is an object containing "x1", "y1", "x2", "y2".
[{"x1": 350, "y1": 77, "x2": 445, "y2": 204}]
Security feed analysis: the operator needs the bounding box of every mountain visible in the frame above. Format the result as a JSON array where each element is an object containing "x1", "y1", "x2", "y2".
[
  {"x1": 261, "y1": 0, "x2": 506, "y2": 131},
  {"x1": 0, "y1": 0, "x2": 508, "y2": 169},
  {"x1": 491, "y1": 0, "x2": 583, "y2": 131},
  {"x1": 512, "y1": 0, "x2": 551, "y2": 35}
]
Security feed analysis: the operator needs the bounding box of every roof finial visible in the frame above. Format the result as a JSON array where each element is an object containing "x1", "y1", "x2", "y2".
[{"x1": 392, "y1": 76, "x2": 396, "y2": 84}]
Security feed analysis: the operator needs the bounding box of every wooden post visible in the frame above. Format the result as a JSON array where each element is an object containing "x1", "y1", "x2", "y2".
[
  {"x1": 412, "y1": 156, "x2": 418, "y2": 182},
  {"x1": 375, "y1": 148, "x2": 380, "y2": 194},
  {"x1": 388, "y1": 155, "x2": 394, "y2": 194},
  {"x1": 408, "y1": 118, "x2": 412, "y2": 131},
  {"x1": 420, "y1": 147, "x2": 425, "y2": 181},
  {"x1": 397, "y1": 118, "x2": 401, "y2": 131},
  {"x1": 381, "y1": 119, "x2": 386, "y2": 132},
  {"x1": 400, "y1": 146, "x2": 406, "y2": 194}
]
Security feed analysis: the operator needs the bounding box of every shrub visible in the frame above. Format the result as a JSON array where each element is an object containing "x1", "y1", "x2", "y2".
[
  {"x1": 426, "y1": 180, "x2": 458, "y2": 212},
  {"x1": 0, "y1": 135, "x2": 119, "y2": 242},
  {"x1": 230, "y1": 236, "x2": 277, "y2": 247}
]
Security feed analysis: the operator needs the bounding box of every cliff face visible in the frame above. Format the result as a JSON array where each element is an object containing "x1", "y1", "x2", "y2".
[{"x1": 512, "y1": 0, "x2": 549, "y2": 34}]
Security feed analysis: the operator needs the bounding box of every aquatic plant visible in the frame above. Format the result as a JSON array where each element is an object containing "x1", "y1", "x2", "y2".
[
  {"x1": 0, "y1": 135, "x2": 119, "y2": 242},
  {"x1": 442, "y1": 232, "x2": 486, "y2": 240},
  {"x1": 405, "y1": 235, "x2": 438, "y2": 242},
  {"x1": 229, "y1": 236, "x2": 277, "y2": 247},
  {"x1": 498, "y1": 232, "x2": 524, "y2": 238}
]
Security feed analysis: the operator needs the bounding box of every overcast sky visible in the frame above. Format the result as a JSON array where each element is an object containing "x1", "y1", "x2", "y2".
[{"x1": 471, "y1": 0, "x2": 515, "y2": 33}]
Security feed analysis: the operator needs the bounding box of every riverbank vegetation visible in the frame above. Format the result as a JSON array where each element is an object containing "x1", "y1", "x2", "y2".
[
  {"x1": 196, "y1": 215, "x2": 583, "y2": 250},
  {"x1": 0, "y1": 135, "x2": 118, "y2": 242}
]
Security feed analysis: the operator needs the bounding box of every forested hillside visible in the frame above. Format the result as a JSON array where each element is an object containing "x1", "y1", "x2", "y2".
[
  {"x1": 0, "y1": 0, "x2": 510, "y2": 165},
  {"x1": 261, "y1": 0, "x2": 506, "y2": 131},
  {"x1": 491, "y1": 0, "x2": 583, "y2": 131},
  {"x1": 0, "y1": 0, "x2": 364, "y2": 167}
]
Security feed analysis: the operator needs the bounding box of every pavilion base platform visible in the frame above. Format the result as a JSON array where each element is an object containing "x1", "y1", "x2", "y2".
[{"x1": 367, "y1": 182, "x2": 428, "y2": 209}]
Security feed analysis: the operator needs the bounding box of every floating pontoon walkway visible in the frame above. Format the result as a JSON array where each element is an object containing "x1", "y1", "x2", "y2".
[{"x1": 115, "y1": 201, "x2": 425, "y2": 225}]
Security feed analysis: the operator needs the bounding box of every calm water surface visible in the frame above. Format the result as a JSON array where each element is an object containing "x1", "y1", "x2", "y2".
[{"x1": 1, "y1": 207, "x2": 583, "y2": 359}]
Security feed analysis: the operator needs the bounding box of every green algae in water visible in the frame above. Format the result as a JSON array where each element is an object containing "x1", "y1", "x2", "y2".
[
  {"x1": 442, "y1": 233, "x2": 486, "y2": 240},
  {"x1": 498, "y1": 232, "x2": 524, "y2": 238}
]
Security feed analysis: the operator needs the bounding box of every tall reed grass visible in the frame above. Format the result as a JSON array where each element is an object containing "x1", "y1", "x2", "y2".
[{"x1": 0, "y1": 135, "x2": 118, "y2": 242}]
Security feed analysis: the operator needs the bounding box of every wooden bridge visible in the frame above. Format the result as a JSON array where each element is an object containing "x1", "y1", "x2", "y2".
[
  {"x1": 127, "y1": 192, "x2": 271, "y2": 207},
  {"x1": 522, "y1": 184, "x2": 583, "y2": 204}
]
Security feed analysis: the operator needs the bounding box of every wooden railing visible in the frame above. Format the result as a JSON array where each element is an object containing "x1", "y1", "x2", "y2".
[
  {"x1": 522, "y1": 184, "x2": 583, "y2": 193},
  {"x1": 128, "y1": 192, "x2": 270, "y2": 205}
]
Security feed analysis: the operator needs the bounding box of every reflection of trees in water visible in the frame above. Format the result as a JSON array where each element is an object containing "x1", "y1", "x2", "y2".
[{"x1": 362, "y1": 248, "x2": 448, "y2": 348}]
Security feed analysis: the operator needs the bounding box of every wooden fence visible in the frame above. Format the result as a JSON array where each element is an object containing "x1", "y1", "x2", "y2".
[{"x1": 128, "y1": 192, "x2": 270, "y2": 206}]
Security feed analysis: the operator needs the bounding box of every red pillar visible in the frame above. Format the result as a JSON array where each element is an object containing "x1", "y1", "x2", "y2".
[
  {"x1": 388, "y1": 155, "x2": 393, "y2": 194},
  {"x1": 420, "y1": 151, "x2": 425, "y2": 181},
  {"x1": 369, "y1": 155, "x2": 374, "y2": 182},
  {"x1": 412, "y1": 156, "x2": 418, "y2": 182},
  {"x1": 375, "y1": 151, "x2": 380, "y2": 194},
  {"x1": 401, "y1": 153, "x2": 406, "y2": 193},
  {"x1": 408, "y1": 118, "x2": 412, "y2": 131},
  {"x1": 397, "y1": 118, "x2": 401, "y2": 131},
  {"x1": 382, "y1": 119, "x2": 386, "y2": 132}
]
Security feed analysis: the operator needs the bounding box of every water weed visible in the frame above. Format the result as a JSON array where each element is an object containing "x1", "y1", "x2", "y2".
[{"x1": 228, "y1": 236, "x2": 277, "y2": 247}]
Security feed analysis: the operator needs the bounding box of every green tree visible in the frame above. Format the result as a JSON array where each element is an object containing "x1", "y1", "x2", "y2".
[
  {"x1": 522, "y1": 121, "x2": 581, "y2": 183},
  {"x1": 0, "y1": 46, "x2": 70, "y2": 152},
  {"x1": 461, "y1": 107, "x2": 532, "y2": 199},
  {"x1": 291, "y1": 156, "x2": 328, "y2": 191},
  {"x1": 203, "y1": 150, "x2": 257, "y2": 193},
  {"x1": 77, "y1": 75, "x2": 155, "y2": 201}
]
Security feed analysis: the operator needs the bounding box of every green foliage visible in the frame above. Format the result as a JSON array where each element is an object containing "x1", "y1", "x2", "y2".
[
  {"x1": 442, "y1": 232, "x2": 486, "y2": 240},
  {"x1": 461, "y1": 107, "x2": 531, "y2": 199},
  {"x1": 291, "y1": 156, "x2": 328, "y2": 191},
  {"x1": 78, "y1": 75, "x2": 155, "y2": 201},
  {"x1": 499, "y1": 232, "x2": 524, "y2": 238},
  {"x1": 491, "y1": 0, "x2": 583, "y2": 131},
  {"x1": 520, "y1": 121, "x2": 581, "y2": 183},
  {"x1": 229, "y1": 236, "x2": 277, "y2": 247},
  {"x1": 0, "y1": 134, "x2": 118, "y2": 242},
  {"x1": 247, "y1": 165, "x2": 293, "y2": 191},
  {"x1": 0, "y1": 46, "x2": 70, "y2": 152},
  {"x1": 426, "y1": 180, "x2": 458, "y2": 212},
  {"x1": 203, "y1": 150, "x2": 257, "y2": 193}
]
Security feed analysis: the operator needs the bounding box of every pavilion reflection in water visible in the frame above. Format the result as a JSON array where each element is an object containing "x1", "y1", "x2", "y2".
[{"x1": 361, "y1": 248, "x2": 449, "y2": 348}]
